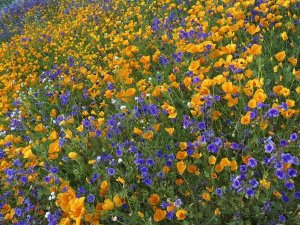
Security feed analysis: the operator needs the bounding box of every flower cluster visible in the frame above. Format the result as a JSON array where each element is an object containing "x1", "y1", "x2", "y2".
[{"x1": 0, "y1": 0, "x2": 299, "y2": 224}]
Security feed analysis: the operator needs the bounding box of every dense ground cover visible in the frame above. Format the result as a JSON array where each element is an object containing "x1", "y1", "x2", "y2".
[{"x1": 0, "y1": 0, "x2": 299, "y2": 224}]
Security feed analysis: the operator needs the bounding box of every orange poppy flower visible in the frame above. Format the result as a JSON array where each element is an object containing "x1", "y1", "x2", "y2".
[
  {"x1": 125, "y1": 88, "x2": 136, "y2": 97},
  {"x1": 133, "y1": 127, "x2": 143, "y2": 135},
  {"x1": 175, "y1": 178, "x2": 184, "y2": 185},
  {"x1": 69, "y1": 197, "x2": 86, "y2": 224},
  {"x1": 275, "y1": 51, "x2": 286, "y2": 62},
  {"x1": 187, "y1": 164, "x2": 197, "y2": 173},
  {"x1": 99, "y1": 180, "x2": 109, "y2": 196},
  {"x1": 176, "y1": 161, "x2": 186, "y2": 175},
  {"x1": 149, "y1": 194, "x2": 160, "y2": 206},
  {"x1": 49, "y1": 141, "x2": 61, "y2": 154},
  {"x1": 215, "y1": 164, "x2": 224, "y2": 173},
  {"x1": 142, "y1": 131, "x2": 153, "y2": 140},
  {"x1": 153, "y1": 209, "x2": 167, "y2": 222},
  {"x1": 176, "y1": 209, "x2": 187, "y2": 220},
  {"x1": 241, "y1": 115, "x2": 250, "y2": 125},
  {"x1": 248, "y1": 99, "x2": 257, "y2": 108},
  {"x1": 176, "y1": 151, "x2": 187, "y2": 160},
  {"x1": 247, "y1": 44, "x2": 262, "y2": 55}
]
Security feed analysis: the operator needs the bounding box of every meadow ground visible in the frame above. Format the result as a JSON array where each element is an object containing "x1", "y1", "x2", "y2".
[{"x1": 0, "y1": 0, "x2": 299, "y2": 224}]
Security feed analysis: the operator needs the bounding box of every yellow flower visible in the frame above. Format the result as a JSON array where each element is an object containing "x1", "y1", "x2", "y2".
[
  {"x1": 179, "y1": 142, "x2": 187, "y2": 150},
  {"x1": 69, "y1": 197, "x2": 86, "y2": 224},
  {"x1": 214, "y1": 207, "x2": 220, "y2": 215},
  {"x1": 102, "y1": 199, "x2": 114, "y2": 211},
  {"x1": 65, "y1": 129, "x2": 73, "y2": 139},
  {"x1": 125, "y1": 88, "x2": 136, "y2": 97},
  {"x1": 34, "y1": 123, "x2": 46, "y2": 132},
  {"x1": 23, "y1": 147, "x2": 35, "y2": 159},
  {"x1": 208, "y1": 156, "x2": 217, "y2": 165},
  {"x1": 50, "y1": 109, "x2": 57, "y2": 117},
  {"x1": 220, "y1": 158, "x2": 230, "y2": 167},
  {"x1": 77, "y1": 125, "x2": 84, "y2": 132},
  {"x1": 260, "y1": 179, "x2": 271, "y2": 189},
  {"x1": 165, "y1": 127, "x2": 174, "y2": 135},
  {"x1": 113, "y1": 195, "x2": 123, "y2": 207},
  {"x1": 116, "y1": 177, "x2": 125, "y2": 184},
  {"x1": 48, "y1": 130, "x2": 58, "y2": 140},
  {"x1": 230, "y1": 161, "x2": 238, "y2": 171},
  {"x1": 202, "y1": 192, "x2": 211, "y2": 201},
  {"x1": 56, "y1": 189, "x2": 76, "y2": 213},
  {"x1": 140, "y1": 55, "x2": 151, "y2": 64},
  {"x1": 137, "y1": 211, "x2": 144, "y2": 218},
  {"x1": 188, "y1": 60, "x2": 200, "y2": 71},
  {"x1": 281, "y1": 31, "x2": 288, "y2": 41}
]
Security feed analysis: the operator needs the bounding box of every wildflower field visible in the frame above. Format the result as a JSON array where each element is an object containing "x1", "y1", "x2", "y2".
[{"x1": 0, "y1": 0, "x2": 299, "y2": 224}]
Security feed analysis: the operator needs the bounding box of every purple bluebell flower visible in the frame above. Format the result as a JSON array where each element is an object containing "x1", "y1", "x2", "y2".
[
  {"x1": 232, "y1": 179, "x2": 241, "y2": 189},
  {"x1": 282, "y1": 153, "x2": 293, "y2": 163},
  {"x1": 167, "y1": 211, "x2": 175, "y2": 220},
  {"x1": 245, "y1": 188, "x2": 254, "y2": 197},
  {"x1": 280, "y1": 139, "x2": 288, "y2": 147},
  {"x1": 279, "y1": 214, "x2": 286, "y2": 223},
  {"x1": 264, "y1": 142, "x2": 275, "y2": 153},
  {"x1": 276, "y1": 170, "x2": 285, "y2": 179},
  {"x1": 247, "y1": 158, "x2": 257, "y2": 168},
  {"x1": 287, "y1": 168, "x2": 297, "y2": 178},
  {"x1": 231, "y1": 142, "x2": 239, "y2": 150},
  {"x1": 15, "y1": 208, "x2": 22, "y2": 217},
  {"x1": 87, "y1": 194, "x2": 95, "y2": 203},
  {"x1": 143, "y1": 177, "x2": 152, "y2": 186},
  {"x1": 146, "y1": 158, "x2": 155, "y2": 167},
  {"x1": 159, "y1": 56, "x2": 168, "y2": 66},
  {"x1": 214, "y1": 95, "x2": 220, "y2": 101},
  {"x1": 240, "y1": 165, "x2": 247, "y2": 173},
  {"x1": 161, "y1": 201, "x2": 170, "y2": 209},
  {"x1": 290, "y1": 133, "x2": 298, "y2": 141},
  {"x1": 285, "y1": 182, "x2": 294, "y2": 190},
  {"x1": 274, "y1": 161, "x2": 283, "y2": 170},
  {"x1": 281, "y1": 194, "x2": 289, "y2": 203},
  {"x1": 198, "y1": 122, "x2": 205, "y2": 130},
  {"x1": 266, "y1": 108, "x2": 279, "y2": 117},
  {"x1": 51, "y1": 167, "x2": 58, "y2": 174},
  {"x1": 107, "y1": 168, "x2": 115, "y2": 176},
  {"x1": 249, "y1": 179, "x2": 259, "y2": 188},
  {"x1": 59, "y1": 91, "x2": 70, "y2": 106},
  {"x1": 207, "y1": 143, "x2": 218, "y2": 153},
  {"x1": 216, "y1": 188, "x2": 222, "y2": 196},
  {"x1": 174, "y1": 198, "x2": 183, "y2": 207}
]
